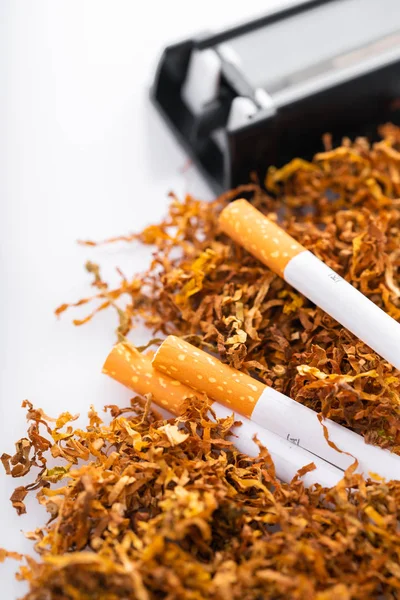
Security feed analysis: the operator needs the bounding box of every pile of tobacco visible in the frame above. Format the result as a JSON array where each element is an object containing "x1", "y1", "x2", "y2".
[
  {"x1": 3, "y1": 398, "x2": 400, "y2": 599},
  {"x1": 3, "y1": 126, "x2": 400, "y2": 599},
  {"x1": 63, "y1": 125, "x2": 400, "y2": 450}
]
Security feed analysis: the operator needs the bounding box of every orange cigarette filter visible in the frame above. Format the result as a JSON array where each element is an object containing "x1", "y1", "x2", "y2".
[
  {"x1": 103, "y1": 342, "x2": 195, "y2": 414},
  {"x1": 219, "y1": 198, "x2": 305, "y2": 277},
  {"x1": 152, "y1": 336, "x2": 265, "y2": 417}
]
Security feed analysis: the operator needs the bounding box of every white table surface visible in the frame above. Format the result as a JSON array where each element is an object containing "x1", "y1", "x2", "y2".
[{"x1": 1, "y1": 1, "x2": 287, "y2": 596}]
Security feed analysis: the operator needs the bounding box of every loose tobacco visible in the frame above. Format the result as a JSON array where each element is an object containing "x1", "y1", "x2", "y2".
[{"x1": 3, "y1": 397, "x2": 400, "y2": 599}]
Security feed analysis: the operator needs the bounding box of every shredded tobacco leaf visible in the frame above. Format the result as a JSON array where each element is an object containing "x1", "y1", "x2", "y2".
[
  {"x1": 58, "y1": 128, "x2": 400, "y2": 450},
  {"x1": 3, "y1": 396, "x2": 400, "y2": 599}
]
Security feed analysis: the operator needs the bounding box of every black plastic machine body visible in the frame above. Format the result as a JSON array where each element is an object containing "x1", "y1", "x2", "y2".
[{"x1": 152, "y1": 0, "x2": 400, "y2": 193}]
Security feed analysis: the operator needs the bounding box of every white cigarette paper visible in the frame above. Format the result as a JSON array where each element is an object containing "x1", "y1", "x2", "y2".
[
  {"x1": 212, "y1": 403, "x2": 343, "y2": 488},
  {"x1": 254, "y1": 387, "x2": 400, "y2": 481},
  {"x1": 285, "y1": 251, "x2": 400, "y2": 370}
]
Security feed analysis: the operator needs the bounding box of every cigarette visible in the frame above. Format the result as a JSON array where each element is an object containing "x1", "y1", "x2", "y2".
[
  {"x1": 103, "y1": 342, "x2": 343, "y2": 488},
  {"x1": 219, "y1": 198, "x2": 400, "y2": 371},
  {"x1": 153, "y1": 336, "x2": 400, "y2": 481}
]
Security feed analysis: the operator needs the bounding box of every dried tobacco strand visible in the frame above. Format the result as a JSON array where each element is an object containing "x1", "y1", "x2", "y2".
[
  {"x1": 57, "y1": 131, "x2": 400, "y2": 451},
  {"x1": 3, "y1": 398, "x2": 400, "y2": 599}
]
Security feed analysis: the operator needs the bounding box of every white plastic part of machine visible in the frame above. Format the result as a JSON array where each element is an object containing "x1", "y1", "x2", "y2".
[{"x1": 181, "y1": 48, "x2": 221, "y2": 115}]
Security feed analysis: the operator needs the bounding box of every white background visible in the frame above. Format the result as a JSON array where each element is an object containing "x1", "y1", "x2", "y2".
[{"x1": 1, "y1": 1, "x2": 287, "y2": 596}]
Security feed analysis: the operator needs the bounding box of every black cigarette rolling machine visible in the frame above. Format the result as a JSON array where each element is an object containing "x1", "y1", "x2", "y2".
[{"x1": 152, "y1": 0, "x2": 400, "y2": 193}]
